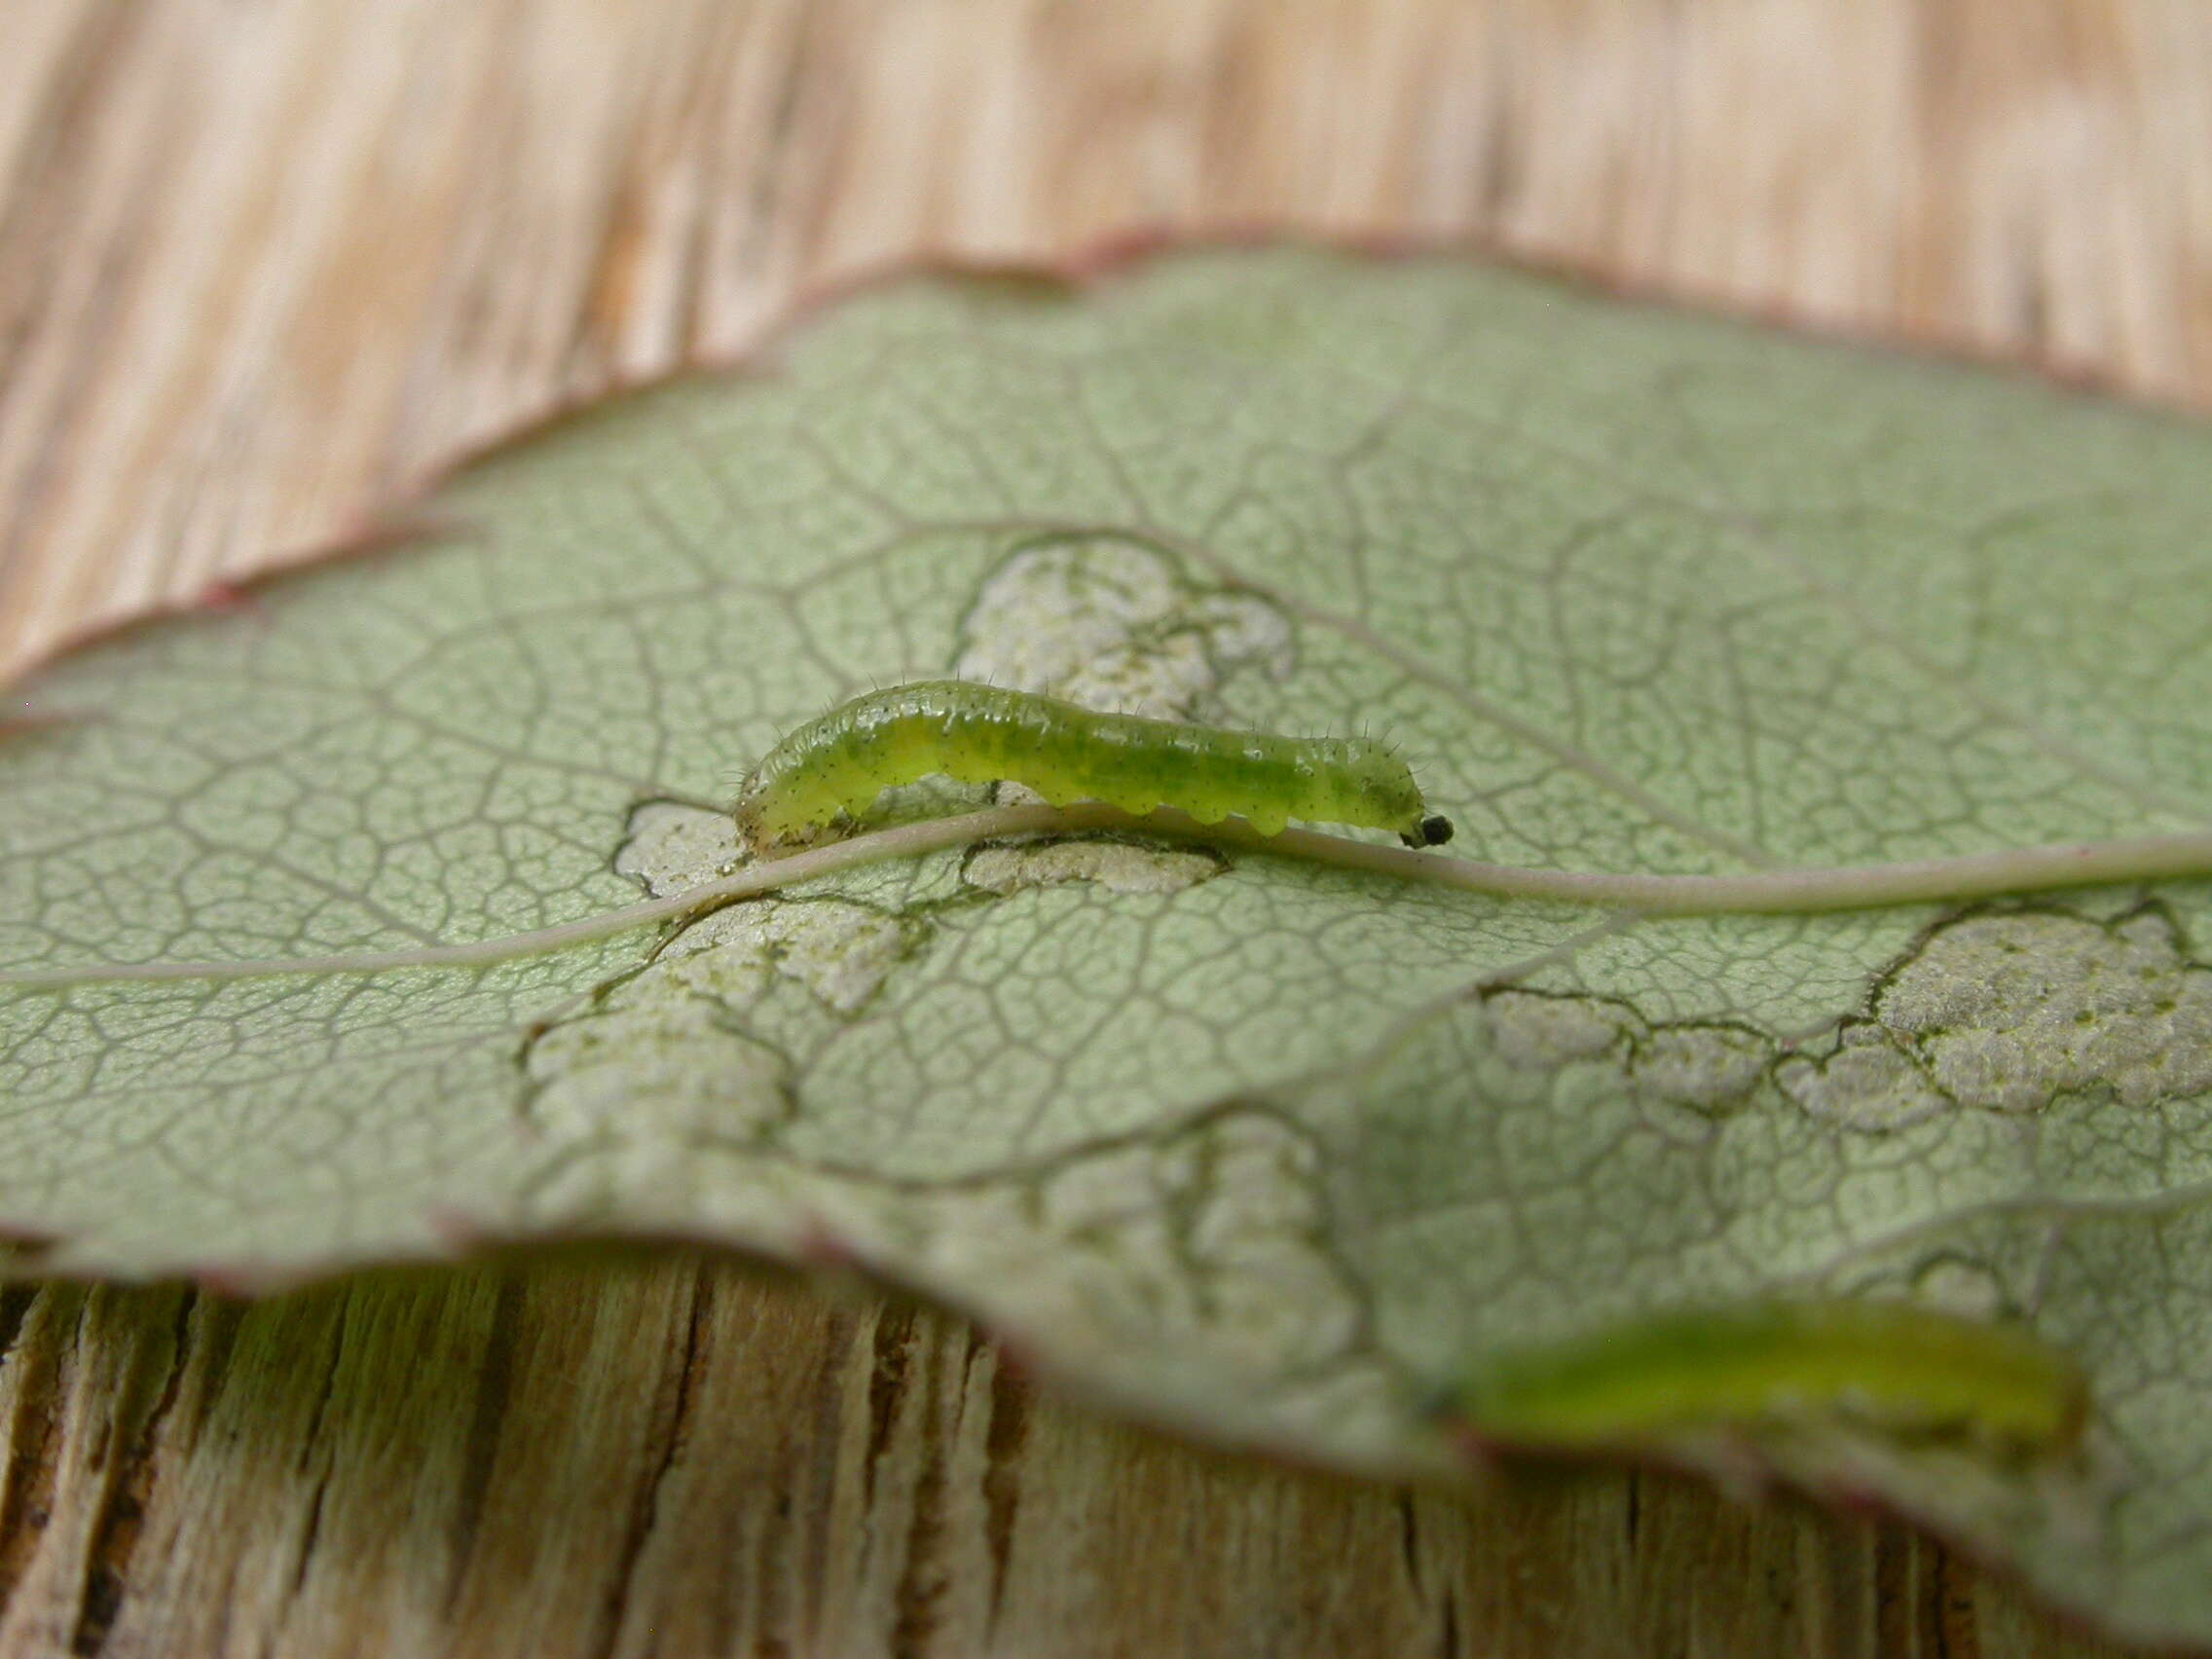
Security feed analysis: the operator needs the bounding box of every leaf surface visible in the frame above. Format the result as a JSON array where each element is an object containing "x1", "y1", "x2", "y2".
[{"x1": 7, "y1": 245, "x2": 2212, "y2": 1642}]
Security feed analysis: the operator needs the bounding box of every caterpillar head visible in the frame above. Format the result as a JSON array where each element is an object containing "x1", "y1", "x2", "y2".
[{"x1": 1402, "y1": 813, "x2": 1455, "y2": 849}]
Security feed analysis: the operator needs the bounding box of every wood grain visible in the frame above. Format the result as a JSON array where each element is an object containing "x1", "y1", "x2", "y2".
[{"x1": 0, "y1": 2, "x2": 2200, "y2": 1653}]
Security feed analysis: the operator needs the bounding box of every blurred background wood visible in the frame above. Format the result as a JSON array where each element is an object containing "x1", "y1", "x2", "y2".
[{"x1": 0, "y1": 2, "x2": 2200, "y2": 1653}]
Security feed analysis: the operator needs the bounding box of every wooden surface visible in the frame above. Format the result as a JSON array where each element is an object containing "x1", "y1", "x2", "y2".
[{"x1": 0, "y1": 2, "x2": 2201, "y2": 1653}]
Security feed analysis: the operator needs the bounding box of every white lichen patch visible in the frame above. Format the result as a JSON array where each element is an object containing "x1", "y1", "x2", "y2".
[
  {"x1": 614, "y1": 800, "x2": 740, "y2": 896},
  {"x1": 1876, "y1": 909, "x2": 2212, "y2": 1113},
  {"x1": 953, "y1": 535, "x2": 1292, "y2": 719},
  {"x1": 963, "y1": 838, "x2": 1220, "y2": 897},
  {"x1": 1780, "y1": 1028, "x2": 1946, "y2": 1131}
]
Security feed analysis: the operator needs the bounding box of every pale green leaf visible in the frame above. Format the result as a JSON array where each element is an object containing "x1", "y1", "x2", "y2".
[{"x1": 7, "y1": 245, "x2": 2212, "y2": 1643}]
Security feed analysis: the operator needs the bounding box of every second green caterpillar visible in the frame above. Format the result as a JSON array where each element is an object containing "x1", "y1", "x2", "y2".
[
  {"x1": 1428, "y1": 1298, "x2": 2088, "y2": 1455},
  {"x1": 733, "y1": 680, "x2": 1455, "y2": 851}
]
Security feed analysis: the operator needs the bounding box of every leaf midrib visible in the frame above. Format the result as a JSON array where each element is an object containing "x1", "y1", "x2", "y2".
[{"x1": 6, "y1": 804, "x2": 2211, "y2": 990}]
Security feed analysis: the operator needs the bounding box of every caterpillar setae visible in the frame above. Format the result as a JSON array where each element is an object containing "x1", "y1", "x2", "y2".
[
  {"x1": 732, "y1": 680, "x2": 1455, "y2": 851},
  {"x1": 1427, "y1": 1298, "x2": 2089, "y2": 1455}
]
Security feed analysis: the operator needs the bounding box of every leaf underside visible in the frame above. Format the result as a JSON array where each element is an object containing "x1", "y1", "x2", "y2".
[{"x1": 7, "y1": 244, "x2": 2212, "y2": 1644}]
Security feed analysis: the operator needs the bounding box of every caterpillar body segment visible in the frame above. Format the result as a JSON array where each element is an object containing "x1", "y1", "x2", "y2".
[
  {"x1": 733, "y1": 680, "x2": 1454, "y2": 851},
  {"x1": 1430, "y1": 1299, "x2": 2089, "y2": 1456}
]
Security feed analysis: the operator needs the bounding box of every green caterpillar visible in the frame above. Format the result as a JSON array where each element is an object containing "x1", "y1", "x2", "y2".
[
  {"x1": 732, "y1": 680, "x2": 1455, "y2": 851},
  {"x1": 1430, "y1": 1298, "x2": 2089, "y2": 1454}
]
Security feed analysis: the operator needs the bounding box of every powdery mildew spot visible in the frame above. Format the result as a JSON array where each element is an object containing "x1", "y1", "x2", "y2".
[
  {"x1": 1780, "y1": 1029, "x2": 1945, "y2": 1131},
  {"x1": 1628, "y1": 1024, "x2": 1771, "y2": 1113},
  {"x1": 522, "y1": 897, "x2": 914, "y2": 1209},
  {"x1": 1483, "y1": 990, "x2": 1638, "y2": 1068},
  {"x1": 614, "y1": 800, "x2": 740, "y2": 897},
  {"x1": 527, "y1": 998, "x2": 792, "y2": 1167},
  {"x1": 1784, "y1": 907, "x2": 2212, "y2": 1128},
  {"x1": 656, "y1": 899, "x2": 914, "y2": 1014},
  {"x1": 1882, "y1": 909, "x2": 2212, "y2": 1113},
  {"x1": 962, "y1": 838, "x2": 1220, "y2": 898},
  {"x1": 871, "y1": 1110, "x2": 1364, "y2": 1383},
  {"x1": 1484, "y1": 989, "x2": 1770, "y2": 1116},
  {"x1": 953, "y1": 535, "x2": 1292, "y2": 719},
  {"x1": 1913, "y1": 1256, "x2": 2011, "y2": 1323}
]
